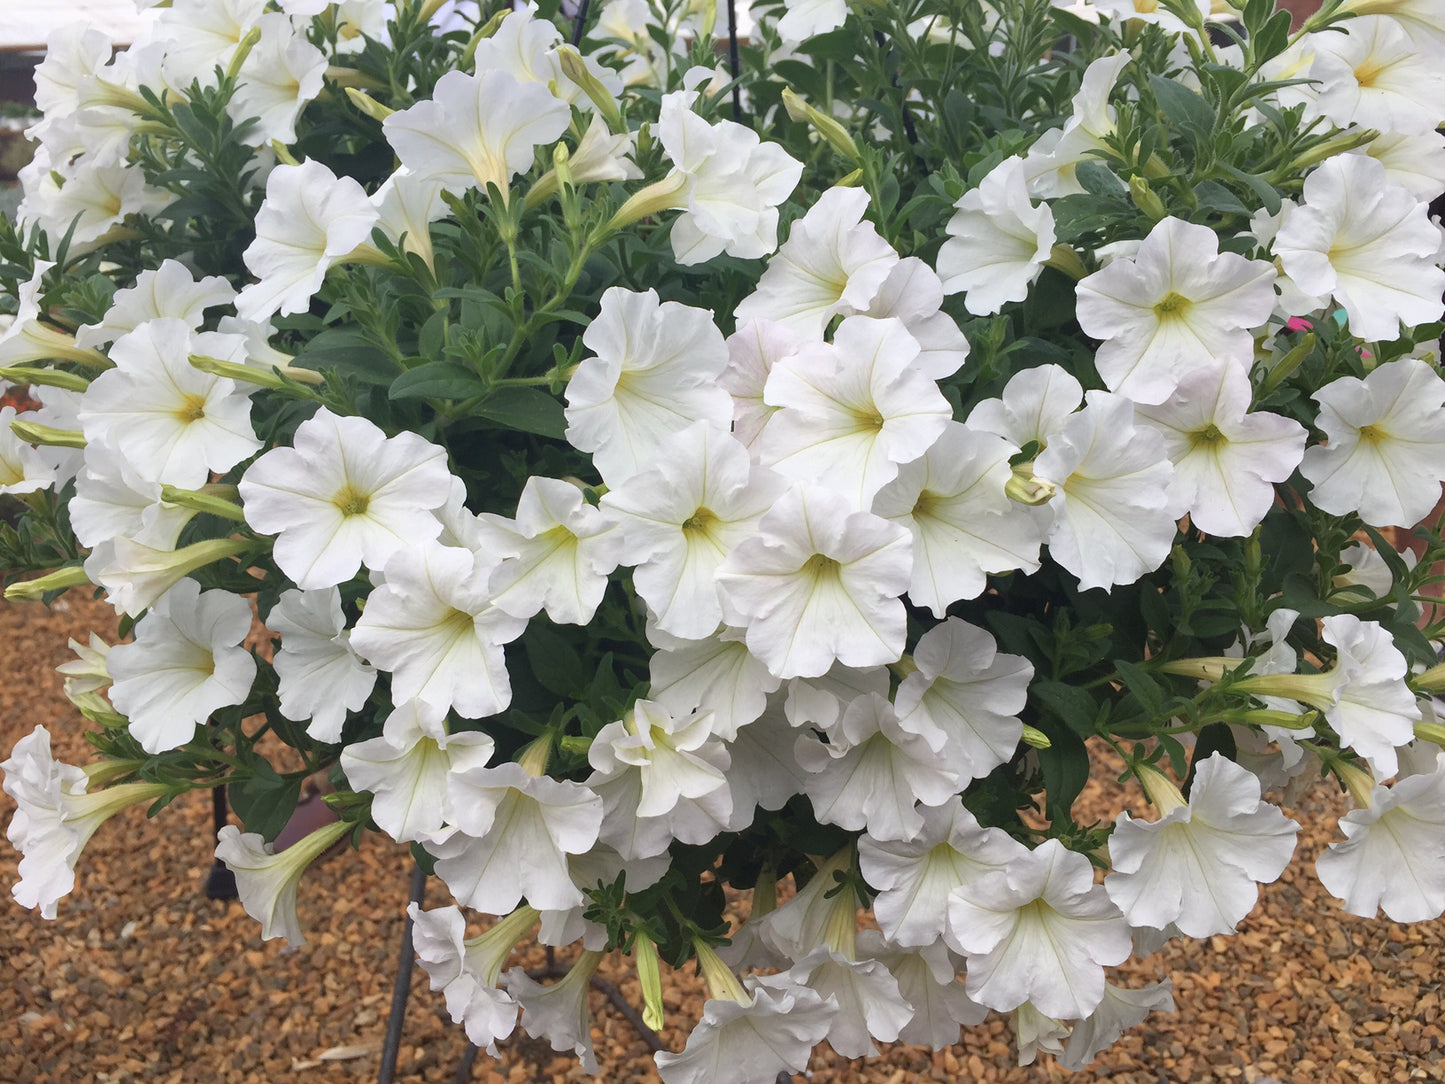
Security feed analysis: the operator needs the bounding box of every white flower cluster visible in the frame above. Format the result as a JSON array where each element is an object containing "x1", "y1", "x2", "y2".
[{"x1": 3, "y1": 0, "x2": 1445, "y2": 1077}]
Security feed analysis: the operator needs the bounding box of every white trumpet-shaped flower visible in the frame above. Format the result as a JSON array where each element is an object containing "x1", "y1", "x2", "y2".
[
  {"x1": 1301, "y1": 357, "x2": 1445, "y2": 529},
  {"x1": 604, "y1": 423, "x2": 785, "y2": 639},
  {"x1": 107, "y1": 579, "x2": 257, "y2": 754},
  {"x1": 734, "y1": 187, "x2": 898, "y2": 337},
  {"x1": 214, "y1": 819, "x2": 352, "y2": 946},
  {"x1": 238, "y1": 408, "x2": 453, "y2": 590},
  {"x1": 268, "y1": 587, "x2": 377, "y2": 744},
  {"x1": 1075, "y1": 216, "x2": 1277, "y2": 405},
  {"x1": 350, "y1": 541, "x2": 527, "y2": 720},
  {"x1": 475, "y1": 476, "x2": 623, "y2": 626},
  {"x1": 757, "y1": 316, "x2": 951, "y2": 508},
  {"x1": 1105, "y1": 756, "x2": 1300, "y2": 937},
  {"x1": 946, "y1": 839, "x2": 1133, "y2": 1020},
  {"x1": 894, "y1": 618, "x2": 1035, "y2": 784},
  {"x1": 563, "y1": 287, "x2": 733, "y2": 485},
  {"x1": 717, "y1": 485, "x2": 912, "y2": 679},
  {"x1": 1316, "y1": 756, "x2": 1445, "y2": 922},
  {"x1": 937, "y1": 156, "x2": 1056, "y2": 315},
  {"x1": 383, "y1": 69, "x2": 570, "y2": 198},
  {"x1": 78, "y1": 319, "x2": 261, "y2": 488}
]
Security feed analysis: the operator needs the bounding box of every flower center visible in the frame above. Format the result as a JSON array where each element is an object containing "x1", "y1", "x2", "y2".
[
  {"x1": 912, "y1": 489, "x2": 942, "y2": 520},
  {"x1": 682, "y1": 507, "x2": 720, "y2": 535},
  {"x1": 174, "y1": 393, "x2": 208, "y2": 423},
  {"x1": 802, "y1": 553, "x2": 842, "y2": 582},
  {"x1": 1153, "y1": 291, "x2": 1192, "y2": 318},
  {"x1": 1190, "y1": 423, "x2": 1226, "y2": 448},
  {"x1": 332, "y1": 484, "x2": 371, "y2": 517}
]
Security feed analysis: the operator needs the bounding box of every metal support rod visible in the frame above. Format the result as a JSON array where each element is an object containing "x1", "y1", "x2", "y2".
[
  {"x1": 204, "y1": 786, "x2": 237, "y2": 900},
  {"x1": 590, "y1": 975, "x2": 666, "y2": 1053},
  {"x1": 570, "y1": 0, "x2": 592, "y2": 46},
  {"x1": 726, "y1": 0, "x2": 741, "y2": 120},
  {"x1": 453, "y1": 1043, "x2": 480, "y2": 1083},
  {"x1": 379, "y1": 862, "x2": 428, "y2": 1084}
]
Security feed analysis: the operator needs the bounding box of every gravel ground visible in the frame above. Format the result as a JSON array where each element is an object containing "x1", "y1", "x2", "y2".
[{"x1": 2, "y1": 593, "x2": 1444, "y2": 1084}]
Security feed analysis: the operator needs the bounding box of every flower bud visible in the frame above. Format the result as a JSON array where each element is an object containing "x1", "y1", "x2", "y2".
[{"x1": 781, "y1": 88, "x2": 859, "y2": 161}]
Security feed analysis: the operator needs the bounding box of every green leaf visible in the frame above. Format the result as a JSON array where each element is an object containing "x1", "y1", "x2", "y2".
[
  {"x1": 1193, "y1": 180, "x2": 1251, "y2": 217},
  {"x1": 472, "y1": 386, "x2": 566, "y2": 438},
  {"x1": 292, "y1": 329, "x2": 398, "y2": 386},
  {"x1": 1038, "y1": 724, "x2": 1089, "y2": 826},
  {"x1": 389, "y1": 361, "x2": 483, "y2": 401},
  {"x1": 1032, "y1": 680, "x2": 1098, "y2": 738},
  {"x1": 1217, "y1": 162, "x2": 1282, "y2": 216},
  {"x1": 523, "y1": 622, "x2": 586, "y2": 698},
  {"x1": 1114, "y1": 659, "x2": 1165, "y2": 716},
  {"x1": 1149, "y1": 74, "x2": 1216, "y2": 139},
  {"x1": 229, "y1": 762, "x2": 302, "y2": 843}
]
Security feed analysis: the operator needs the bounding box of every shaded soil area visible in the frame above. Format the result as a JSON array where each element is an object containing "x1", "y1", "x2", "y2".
[{"x1": 2, "y1": 593, "x2": 1443, "y2": 1083}]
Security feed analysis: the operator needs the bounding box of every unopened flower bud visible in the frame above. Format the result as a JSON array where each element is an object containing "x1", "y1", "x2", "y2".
[{"x1": 781, "y1": 88, "x2": 859, "y2": 161}]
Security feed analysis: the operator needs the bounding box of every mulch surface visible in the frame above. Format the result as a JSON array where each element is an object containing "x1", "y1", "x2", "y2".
[{"x1": 2, "y1": 593, "x2": 1443, "y2": 1083}]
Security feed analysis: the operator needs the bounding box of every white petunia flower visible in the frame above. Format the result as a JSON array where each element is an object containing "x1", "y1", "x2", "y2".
[
  {"x1": 1022, "y1": 52, "x2": 1131, "y2": 198},
  {"x1": 1310, "y1": 15, "x2": 1445, "y2": 136},
  {"x1": 858, "y1": 798, "x2": 1029, "y2": 948},
  {"x1": 653, "y1": 981, "x2": 835, "y2": 1084},
  {"x1": 78, "y1": 320, "x2": 261, "y2": 488},
  {"x1": 1135, "y1": 359, "x2": 1307, "y2": 537},
  {"x1": 604, "y1": 424, "x2": 786, "y2": 639},
  {"x1": 1104, "y1": 756, "x2": 1300, "y2": 937},
  {"x1": 475, "y1": 476, "x2": 622, "y2": 626},
  {"x1": 238, "y1": 408, "x2": 453, "y2": 589},
  {"x1": 1272, "y1": 154, "x2": 1445, "y2": 341},
  {"x1": 646, "y1": 623, "x2": 781, "y2": 741},
  {"x1": 430, "y1": 762, "x2": 603, "y2": 913},
  {"x1": 383, "y1": 69, "x2": 571, "y2": 198},
  {"x1": 721, "y1": 319, "x2": 804, "y2": 451},
  {"x1": 504, "y1": 951, "x2": 606, "y2": 1073},
  {"x1": 757, "y1": 948, "x2": 913, "y2": 1058},
  {"x1": 1075, "y1": 216, "x2": 1277, "y2": 405},
  {"x1": 0, "y1": 407, "x2": 57, "y2": 496},
  {"x1": 18, "y1": 159, "x2": 172, "y2": 255},
  {"x1": 339, "y1": 701, "x2": 494, "y2": 843},
  {"x1": 409, "y1": 903, "x2": 534, "y2": 1054},
  {"x1": 228, "y1": 13, "x2": 328, "y2": 146},
  {"x1": 2, "y1": 725, "x2": 168, "y2": 918},
  {"x1": 894, "y1": 618, "x2": 1034, "y2": 784},
  {"x1": 717, "y1": 485, "x2": 912, "y2": 679},
  {"x1": 234, "y1": 160, "x2": 380, "y2": 322},
  {"x1": 733, "y1": 187, "x2": 898, "y2": 337},
  {"x1": 1355, "y1": 130, "x2": 1445, "y2": 203},
  {"x1": 937, "y1": 156, "x2": 1056, "y2": 315},
  {"x1": 268, "y1": 587, "x2": 377, "y2": 743},
  {"x1": 795, "y1": 692, "x2": 961, "y2": 842},
  {"x1": 653, "y1": 90, "x2": 803, "y2": 265},
  {"x1": 966, "y1": 363, "x2": 1083, "y2": 451},
  {"x1": 214, "y1": 819, "x2": 352, "y2": 946},
  {"x1": 877, "y1": 938, "x2": 988, "y2": 1048},
  {"x1": 1300, "y1": 358, "x2": 1445, "y2": 529},
  {"x1": 350, "y1": 541, "x2": 526, "y2": 720},
  {"x1": 563, "y1": 287, "x2": 733, "y2": 485},
  {"x1": 587, "y1": 700, "x2": 729, "y2": 821},
  {"x1": 757, "y1": 316, "x2": 952, "y2": 508},
  {"x1": 75, "y1": 260, "x2": 235, "y2": 350},
  {"x1": 873, "y1": 422, "x2": 1044, "y2": 616},
  {"x1": 1316, "y1": 756, "x2": 1445, "y2": 922},
  {"x1": 107, "y1": 579, "x2": 257, "y2": 754},
  {"x1": 1059, "y1": 982, "x2": 1176, "y2": 1070},
  {"x1": 946, "y1": 839, "x2": 1133, "y2": 1020},
  {"x1": 1034, "y1": 393, "x2": 1177, "y2": 591},
  {"x1": 859, "y1": 257, "x2": 970, "y2": 379}
]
